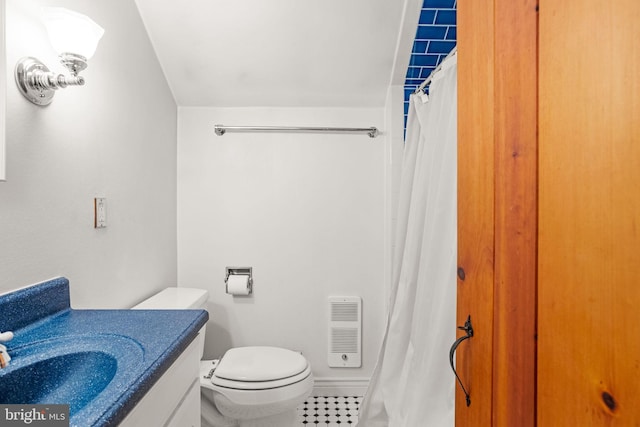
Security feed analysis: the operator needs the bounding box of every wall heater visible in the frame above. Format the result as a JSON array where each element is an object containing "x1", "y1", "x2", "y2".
[{"x1": 328, "y1": 296, "x2": 362, "y2": 368}]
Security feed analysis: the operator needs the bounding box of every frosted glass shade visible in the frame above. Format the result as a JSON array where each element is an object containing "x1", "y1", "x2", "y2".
[{"x1": 41, "y1": 8, "x2": 104, "y2": 59}]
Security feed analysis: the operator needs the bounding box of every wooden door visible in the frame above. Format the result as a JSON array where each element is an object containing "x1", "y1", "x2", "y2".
[
  {"x1": 458, "y1": 0, "x2": 640, "y2": 425},
  {"x1": 456, "y1": 0, "x2": 496, "y2": 422},
  {"x1": 538, "y1": 0, "x2": 640, "y2": 424},
  {"x1": 457, "y1": 0, "x2": 537, "y2": 425}
]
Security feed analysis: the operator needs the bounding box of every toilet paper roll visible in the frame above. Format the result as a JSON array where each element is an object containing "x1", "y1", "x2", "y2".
[{"x1": 226, "y1": 275, "x2": 251, "y2": 296}]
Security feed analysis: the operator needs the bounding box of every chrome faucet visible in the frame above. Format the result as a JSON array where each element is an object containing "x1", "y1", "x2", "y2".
[{"x1": 0, "y1": 331, "x2": 14, "y2": 368}]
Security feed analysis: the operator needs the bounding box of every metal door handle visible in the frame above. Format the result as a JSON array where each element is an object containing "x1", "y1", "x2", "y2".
[{"x1": 449, "y1": 315, "x2": 473, "y2": 407}]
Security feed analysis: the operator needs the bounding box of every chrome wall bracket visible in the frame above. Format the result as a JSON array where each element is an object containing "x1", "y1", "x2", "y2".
[{"x1": 15, "y1": 56, "x2": 86, "y2": 106}]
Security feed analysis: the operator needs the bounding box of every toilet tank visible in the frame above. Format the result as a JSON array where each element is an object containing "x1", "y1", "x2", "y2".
[{"x1": 132, "y1": 287, "x2": 209, "y2": 358}]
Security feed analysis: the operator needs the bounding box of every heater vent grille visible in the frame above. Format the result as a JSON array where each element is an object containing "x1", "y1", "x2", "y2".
[
  {"x1": 328, "y1": 296, "x2": 362, "y2": 368},
  {"x1": 331, "y1": 302, "x2": 359, "y2": 322},
  {"x1": 331, "y1": 327, "x2": 359, "y2": 353}
]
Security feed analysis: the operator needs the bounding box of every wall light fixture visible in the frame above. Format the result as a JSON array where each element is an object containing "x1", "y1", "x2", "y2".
[{"x1": 15, "y1": 7, "x2": 104, "y2": 106}]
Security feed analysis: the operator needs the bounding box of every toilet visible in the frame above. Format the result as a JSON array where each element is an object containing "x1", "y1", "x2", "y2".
[{"x1": 133, "y1": 287, "x2": 314, "y2": 427}]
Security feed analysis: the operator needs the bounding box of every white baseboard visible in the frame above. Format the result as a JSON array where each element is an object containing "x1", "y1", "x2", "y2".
[{"x1": 311, "y1": 377, "x2": 370, "y2": 397}]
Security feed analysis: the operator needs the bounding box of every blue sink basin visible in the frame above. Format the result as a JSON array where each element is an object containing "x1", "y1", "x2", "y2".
[
  {"x1": 0, "y1": 334, "x2": 144, "y2": 416},
  {"x1": 0, "y1": 351, "x2": 117, "y2": 413},
  {"x1": 0, "y1": 278, "x2": 208, "y2": 427}
]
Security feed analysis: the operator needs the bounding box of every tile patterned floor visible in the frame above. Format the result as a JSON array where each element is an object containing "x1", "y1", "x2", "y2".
[{"x1": 296, "y1": 395, "x2": 362, "y2": 426}]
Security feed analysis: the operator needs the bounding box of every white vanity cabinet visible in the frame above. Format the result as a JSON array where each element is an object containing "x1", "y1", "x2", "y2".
[{"x1": 119, "y1": 336, "x2": 201, "y2": 427}]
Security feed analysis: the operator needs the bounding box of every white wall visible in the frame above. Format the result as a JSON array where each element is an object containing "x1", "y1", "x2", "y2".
[
  {"x1": 0, "y1": 0, "x2": 177, "y2": 308},
  {"x1": 177, "y1": 107, "x2": 386, "y2": 380}
]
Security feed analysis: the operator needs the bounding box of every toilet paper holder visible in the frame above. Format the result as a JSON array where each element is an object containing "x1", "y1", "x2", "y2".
[{"x1": 225, "y1": 267, "x2": 253, "y2": 295}]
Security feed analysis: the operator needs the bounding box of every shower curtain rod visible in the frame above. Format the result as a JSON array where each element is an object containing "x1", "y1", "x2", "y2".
[
  {"x1": 415, "y1": 46, "x2": 457, "y2": 94},
  {"x1": 214, "y1": 125, "x2": 379, "y2": 138}
]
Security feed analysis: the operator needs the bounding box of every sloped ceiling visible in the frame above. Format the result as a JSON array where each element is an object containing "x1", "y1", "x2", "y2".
[{"x1": 133, "y1": 0, "x2": 407, "y2": 108}]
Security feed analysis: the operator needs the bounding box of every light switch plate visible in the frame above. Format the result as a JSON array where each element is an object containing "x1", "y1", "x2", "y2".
[{"x1": 94, "y1": 197, "x2": 106, "y2": 228}]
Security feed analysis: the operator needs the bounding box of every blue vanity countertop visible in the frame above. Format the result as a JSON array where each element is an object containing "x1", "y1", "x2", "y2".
[{"x1": 0, "y1": 277, "x2": 209, "y2": 427}]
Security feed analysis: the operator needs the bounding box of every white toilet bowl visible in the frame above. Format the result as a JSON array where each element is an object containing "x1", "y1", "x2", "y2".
[
  {"x1": 200, "y1": 346, "x2": 313, "y2": 427},
  {"x1": 133, "y1": 288, "x2": 314, "y2": 427}
]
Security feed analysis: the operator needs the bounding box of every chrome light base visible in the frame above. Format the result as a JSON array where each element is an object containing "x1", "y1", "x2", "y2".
[
  {"x1": 15, "y1": 57, "x2": 55, "y2": 106},
  {"x1": 15, "y1": 56, "x2": 86, "y2": 106}
]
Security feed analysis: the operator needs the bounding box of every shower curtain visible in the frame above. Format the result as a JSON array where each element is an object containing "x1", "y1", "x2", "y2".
[{"x1": 359, "y1": 54, "x2": 457, "y2": 426}]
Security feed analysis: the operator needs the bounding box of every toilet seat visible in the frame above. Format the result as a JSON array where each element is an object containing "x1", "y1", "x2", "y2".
[
  {"x1": 212, "y1": 365, "x2": 312, "y2": 390},
  {"x1": 201, "y1": 346, "x2": 311, "y2": 390},
  {"x1": 202, "y1": 367, "x2": 314, "y2": 407},
  {"x1": 215, "y1": 346, "x2": 307, "y2": 382}
]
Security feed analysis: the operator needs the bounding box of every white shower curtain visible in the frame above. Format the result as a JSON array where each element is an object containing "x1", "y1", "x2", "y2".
[{"x1": 359, "y1": 54, "x2": 457, "y2": 427}]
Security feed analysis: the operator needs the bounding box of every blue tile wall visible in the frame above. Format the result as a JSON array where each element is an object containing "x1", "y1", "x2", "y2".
[{"x1": 404, "y1": 0, "x2": 457, "y2": 132}]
